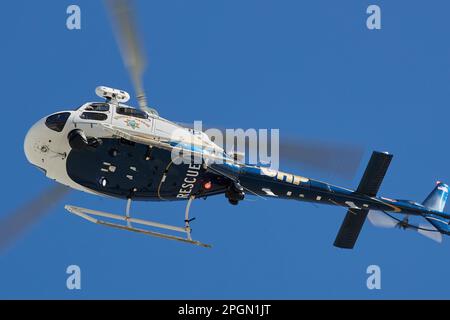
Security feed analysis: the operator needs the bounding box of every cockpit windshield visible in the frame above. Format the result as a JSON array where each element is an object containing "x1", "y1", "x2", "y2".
[{"x1": 45, "y1": 112, "x2": 71, "y2": 132}]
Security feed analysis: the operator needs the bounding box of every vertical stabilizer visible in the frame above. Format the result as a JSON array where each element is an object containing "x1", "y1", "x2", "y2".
[{"x1": 423, "y1": 182, "x2": 448, "y2": 212}]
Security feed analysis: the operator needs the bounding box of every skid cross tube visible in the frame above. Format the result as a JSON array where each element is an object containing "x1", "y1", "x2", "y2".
[{"x1": 185, "y1": 196, "x2": 195, "y2": 241}]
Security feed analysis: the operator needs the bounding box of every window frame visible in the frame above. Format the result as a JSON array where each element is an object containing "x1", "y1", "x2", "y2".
[
  {"x1": 84, "y1": 103, "x2": 110, "y2": 112},
  {"x1": 80, "y1": 111, "x2": 108, "y2": 121},
  {"x1": 116, "y1": 106, "x2": 149, "y2": 120}
]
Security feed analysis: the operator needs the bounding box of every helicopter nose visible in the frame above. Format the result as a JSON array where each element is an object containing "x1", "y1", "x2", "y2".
[
  {"x1": 24, "y1": 118, "x2": 48, "y2": 170},
  {"x1": 24, "y1": 112, "x2": 72, "y2": 173}
]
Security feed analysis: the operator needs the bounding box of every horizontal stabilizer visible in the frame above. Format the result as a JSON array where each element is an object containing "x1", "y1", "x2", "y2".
[
  {"x1": 334, "y1": 151, "x2": 393, "y2": 249},
  {"x1": 356, "y1": 151, "x2": 393, "y2": 197},
  {"x1": 333, "y1": 209, "x2": 369, "y2": 249}
]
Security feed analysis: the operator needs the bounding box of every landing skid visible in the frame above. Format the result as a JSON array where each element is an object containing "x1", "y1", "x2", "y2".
[{"x1": 65, "y1": 196, "x2": 211, "y2": 248}]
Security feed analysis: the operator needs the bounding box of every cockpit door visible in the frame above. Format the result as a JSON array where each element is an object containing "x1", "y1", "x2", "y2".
[{"x1": 73, "y1": 102, "x2": 112, "y2": 135}]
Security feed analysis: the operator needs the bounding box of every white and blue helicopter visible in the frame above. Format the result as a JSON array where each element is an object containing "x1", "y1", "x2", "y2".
[{"x1": 4, "y1": 0, "x2": 450, "y2": 250}]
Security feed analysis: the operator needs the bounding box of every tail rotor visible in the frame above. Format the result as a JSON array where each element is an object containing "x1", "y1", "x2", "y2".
[{"x1": 367, "y1": 210, "x2": 443, "y2": 243}]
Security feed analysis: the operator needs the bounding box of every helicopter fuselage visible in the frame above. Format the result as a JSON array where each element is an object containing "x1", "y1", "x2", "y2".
[{"x1": 23, "y1": 101, "x2": 448, "y2": 221}]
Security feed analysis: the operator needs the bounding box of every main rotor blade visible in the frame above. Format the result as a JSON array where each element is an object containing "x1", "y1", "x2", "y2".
[
  {"x1": 0, "y1": 184, "x2": 70, "y2": 253},
  {"x1": 277, "y1": 138, "x2": 363, "y2": 180},
  {"x1": 105, "y1": 0, "x2": 151, "y2": 112},
  {"x1": 176, "y1": 122, "x2": 363, "y2": 179}
]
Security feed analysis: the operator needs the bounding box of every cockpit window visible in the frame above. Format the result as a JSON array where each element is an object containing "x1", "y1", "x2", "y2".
[
  {"x1": 45, "y1": 112, "x2": 71, "y2": 132},
  {"x1": 80, "y1": 112, "x2": 108, "y2": 121},
  {"x1": 85, "y1": 103, "x2": 110, "y2": 112},
  {"x1": 116, "y1": 106, "x2": 148, "y2": 119}
]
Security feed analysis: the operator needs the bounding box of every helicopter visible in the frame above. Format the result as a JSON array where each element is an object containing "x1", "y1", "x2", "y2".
[{"x1": 10, "y1": 0, "x2": 450, "y2": 250}]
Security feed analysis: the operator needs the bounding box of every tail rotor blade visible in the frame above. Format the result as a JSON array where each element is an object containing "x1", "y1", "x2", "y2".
[
  {"x1": 417, "y1": 222, "x2": 443, "y2": 243},
  {"x1": 367, "y1": 210, "x2": 398, "y2": 228},
  {"x1": 0, "y1": 184, "x2": 70, "y2": 252}
]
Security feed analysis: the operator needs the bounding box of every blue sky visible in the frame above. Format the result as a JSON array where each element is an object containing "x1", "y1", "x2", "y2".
[{"x1": 1, "y1": 0, "x2": 450, "y2": 299}]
